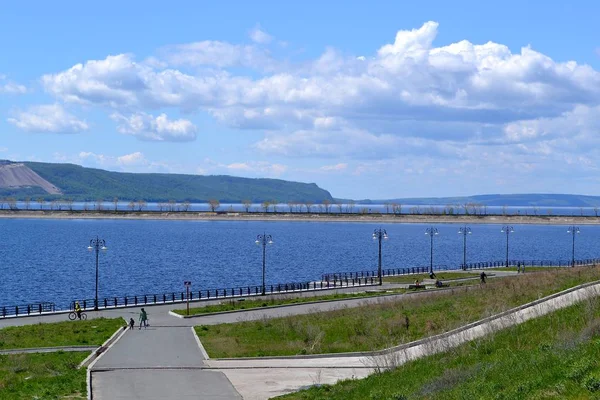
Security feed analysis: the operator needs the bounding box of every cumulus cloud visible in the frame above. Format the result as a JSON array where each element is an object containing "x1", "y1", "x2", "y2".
[
  {"x1": 117, "y1": 151, "x2": 147, "y2": 165},
  {"x1": 7, "y1": 104, "x2": 88, "y2": 133},
  {"x1": 320, "y1": 163, "x2": 348, "y2": 171},
  {"x1": 38, "y1": 21, "x2": 600, "y2": 170},
  {"x1": 110, "y1": 112, "x2": 198, "y2": 141},
  {"x1": 0, "y1": 74, "x2": 26, "y2": 94},
  {"x1": 249, "y1": 25, "x2": 273, "y2": 44},
  {"x1": 225, "y1": 161, "x2": 287, "y2": 176}
]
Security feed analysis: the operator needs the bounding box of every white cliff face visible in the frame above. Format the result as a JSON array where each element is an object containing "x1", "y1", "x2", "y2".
[{"x1": 0, "y1": 163, "x2": 62, "y2": 194}]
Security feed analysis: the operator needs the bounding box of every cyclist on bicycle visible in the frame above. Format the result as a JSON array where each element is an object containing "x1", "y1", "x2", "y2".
[{"x1": 74, "y1": 301, "x2": 82, "y2": 320}]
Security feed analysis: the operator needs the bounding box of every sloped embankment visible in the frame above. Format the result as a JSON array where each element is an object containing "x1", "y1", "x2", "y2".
[{"x1": 0, "y1": 163, "x2": 61, "y2": 194}]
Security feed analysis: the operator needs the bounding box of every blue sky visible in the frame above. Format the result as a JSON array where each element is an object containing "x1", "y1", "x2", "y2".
[{"x1": 1, "y1": 1, "x2": 599, "y2": 199}]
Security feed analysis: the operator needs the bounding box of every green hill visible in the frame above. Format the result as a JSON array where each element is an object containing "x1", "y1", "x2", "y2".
[{"x1": 0, "y1": 161, "x2": 333, "y2": 203}]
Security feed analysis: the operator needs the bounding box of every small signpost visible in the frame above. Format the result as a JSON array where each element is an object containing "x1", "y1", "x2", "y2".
[{"x1": 184, "y1": 281, "x2": 192, "y2": 316}]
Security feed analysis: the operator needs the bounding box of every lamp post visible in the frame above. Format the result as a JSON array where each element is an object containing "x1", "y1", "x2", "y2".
[
  {"x1": 501, "y1": 226, "x2": 514, "y2": 267},
  {"x1": 425, "y1": 227, "x2": 438, "y2": 274},
  {"x1": 567, "y1": 226, "x2": 580, "y2": 267},
  {"x1": 372, "y1": 228, "x2": 388, "y2": 285},
  {"x1": 458, "y1": 226, "x2": 471, "y2": 270},
  {"x1": 255, "y1": 233, "x2": 273, "y2": 295},
  {"x1": 87, "y1": 236, "x2": 107, "y2": 311}
]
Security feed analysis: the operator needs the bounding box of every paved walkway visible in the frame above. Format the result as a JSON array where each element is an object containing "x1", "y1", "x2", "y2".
[{"x1": 1, "y1": 271, "x2": 524, "y2": 399}]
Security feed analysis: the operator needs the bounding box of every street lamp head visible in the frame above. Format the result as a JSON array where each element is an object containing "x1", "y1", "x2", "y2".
[
  {"x1": 101, "y1": 245, "x2": 107, "y2": 251},
  {"x1": 87, "y1": 245, "x2": 93, "y2": 251},
  {"x1": 255, "y1": 239, "x2": 260, "y2": 245},
  {"x1": 267, "y1": 239, "x2": 274, "y2": 245}
]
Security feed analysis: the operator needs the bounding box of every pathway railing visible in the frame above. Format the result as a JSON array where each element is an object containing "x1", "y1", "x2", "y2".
[
  {"x1": 0, "y1": 302, "x2": 56, "y2": 318},
  {"x1": 322, "y1": 265, "x2": 448, "y2": 281},
  {"x1": 323, "y1": 258, "x2": 600, "y2": 281},
  {"x1": 69, "y1": 276, "x2": 378, "y2": 311}
]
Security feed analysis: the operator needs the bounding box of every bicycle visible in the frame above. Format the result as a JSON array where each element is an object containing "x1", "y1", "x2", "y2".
[{"x1": 68, "y1": 311, "x2": 87, "y2": 320}]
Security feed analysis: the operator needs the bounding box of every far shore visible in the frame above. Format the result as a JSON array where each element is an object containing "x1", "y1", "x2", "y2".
[{"x1": 0, "y1": 209, "x2": 598, "y2": 225}]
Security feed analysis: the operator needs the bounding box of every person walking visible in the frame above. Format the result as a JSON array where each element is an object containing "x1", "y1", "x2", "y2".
[
  {"x1": 480, "y1": 271, "x2": 487, "y2": 284},
  {"x1": 139, "y1": 308, "x2": 148, "y2": 329}
]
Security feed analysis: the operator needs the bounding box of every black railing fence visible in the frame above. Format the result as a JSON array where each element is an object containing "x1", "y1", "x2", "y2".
[
  {"x1": 1, "y1": 302, "x2": 56, "y2": 318},
  {"x1": 3, "y1": 257, "x2": 600, "y2": 318},
  {"x1": 69, "y1": 276, "x2": 378, "y2": 311},
  {"x1": 322, "y1": 258, "x2": 600, "y2": 281},
  {"x1": 460, "y1": 258, "x2": 600, "y2": 270},
  {"x1": 322, "y1": 265, "x2": 447, "y2": 281}
]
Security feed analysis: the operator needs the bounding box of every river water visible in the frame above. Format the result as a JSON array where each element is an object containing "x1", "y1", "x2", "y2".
[{"x1": 1, "y1": 218, "x2": 599, "y2": 308}]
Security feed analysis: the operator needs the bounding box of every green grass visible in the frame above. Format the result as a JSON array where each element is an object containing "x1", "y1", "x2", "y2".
[
  {"x1": 0, "y1": 318, "x2": 125, "y2": 349},
  {"x1": 277, "y1": 296, "x2": 600, "y2": 399},
  {"x1": 174, "y1": 274, "x2": 478, "y2": 316},
  {"x1": 487, "y1": 266, "x2": 567, "y2": 272},
  {"x1": 0, "y1": 352, "x2": 87, "y2": 400},
  {"x1": 195, "y1": 266, "x2": 600, "y2": 358},
  {"x1": 0, "y1": 318, "x2": 124, "y2": 399},
  {"x1": 173, "y1": 290, "x2": 412, "y2": 316},
  {"x1": 382, "y1": 272, "x2": 479, "y2": 284}
]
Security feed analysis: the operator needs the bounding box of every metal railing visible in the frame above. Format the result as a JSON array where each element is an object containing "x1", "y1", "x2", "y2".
[
  {"x1": 460, "y1": 258, "x2": 600, "y2": 270},
  {"x1": 70, "y1": 277, "x2": 378, "y2": 311},
  {"x1": 322, "y1": 265, "x2": 448, "y2": 281},
  {"x1": 0, "y1": 302, "x2": 56, "y2": 318},
  {"x1": 323, "y1": 258, "x2": 600, "y2": 280}
]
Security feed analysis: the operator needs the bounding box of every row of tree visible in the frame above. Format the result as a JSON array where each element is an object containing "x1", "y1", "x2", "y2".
[{"x1": 2, "y1": 197, "x2": 600, "y2": 216}]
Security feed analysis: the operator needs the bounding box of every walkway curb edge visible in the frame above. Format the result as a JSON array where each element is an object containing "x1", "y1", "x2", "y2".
[
  {"x1": 86, "y1": 325, "x2": 128, "y2": 400},
  {"x1": 191, "y1": 326, "x2": 210, "y2": 359}
]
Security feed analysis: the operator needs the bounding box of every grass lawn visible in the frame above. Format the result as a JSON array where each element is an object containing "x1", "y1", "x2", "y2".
[
  {"x1": 173, "y1": 290, "x2": 409, "y2": 316},
  {"x1": 0, "y1": 318, "x2": 125, "y2": 350},
  {"x1": 487, "y1": 266, "x2": 566, "y2": 272},
  {"x1": 277, "y1": 296, "x2": 600, "y2": 399},
  {"x1": 0, "y1": 352, "x2": 88, "y2": 400},
  {"x1": 195, "y1": 266, "x2": 600, "y2": 358},
  {"x1": 174, "y1": 273, "x2": 480, "y2": 316},
  {"x1": 382, "y1": 272, "x2": 479, "y2": 284},
  {"x1": 0, "y1": 318, "x2": 124, "y2": 399}
]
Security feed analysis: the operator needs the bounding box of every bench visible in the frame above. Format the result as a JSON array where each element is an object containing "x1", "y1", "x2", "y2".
[{"x1": 408, "y1": 284, "x2": 427, "y2": 290}]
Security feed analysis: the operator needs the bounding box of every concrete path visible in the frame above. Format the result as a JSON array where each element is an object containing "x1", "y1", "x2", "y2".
[
  {"x1": 91, "y1": 325, "x2": 242, "y2": 399},
  {"x1": 1, "y1": 272, "x2": 524, "y2": 399}
]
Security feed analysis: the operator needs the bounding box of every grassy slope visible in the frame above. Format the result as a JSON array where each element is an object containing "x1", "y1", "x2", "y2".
[
  {"x1": 0, "y1": 352, "x2": 88, "y2": 400},
  {"x1": 0, "y1": 318, "x2": 124, "y2": 399},
  {"x1": 173, "y1": 273, "x2": 477, "y2": 316},
  {"x1": 196, "y1": 267, "x2": 600, "y2": 357},
  {"x1": 0, "y1": 318, "x2": 125, "y2": 349},
  {"x1": 278, "y1": 297, "x2": 600, "y2": 399},
  {"x1": 23, "y1": 161, "x2": 332, "y2": 203}
]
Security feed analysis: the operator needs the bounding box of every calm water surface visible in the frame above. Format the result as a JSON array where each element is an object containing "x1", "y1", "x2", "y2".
[{"x1": 1, "y1": 219, "x2": 599, "y2": 308}]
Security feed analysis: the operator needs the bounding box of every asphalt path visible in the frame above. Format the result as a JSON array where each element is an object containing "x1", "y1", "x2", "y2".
[{"x1": 0, "y1": 271, "x2": 518, "y2": 399}]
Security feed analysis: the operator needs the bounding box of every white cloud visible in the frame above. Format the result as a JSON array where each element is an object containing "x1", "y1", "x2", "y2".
[
  {"x1": 0, "y1": 147, "x2": 7, "y2": 152},
  {"x1": 249, "y1": 25, "x2": 273, "y2": 44},
  {"x1": 7, "y1": 104, "x2": 88, "y2": 133},
  {"x1": 225, "y1": 161, "x2": 287, "y2": 176},
  {"x1": 117, "y1": 151, "x2": 147, "y2": 166},
  {"x1": 110, "y1": 112, "x2": 198, "y2": 141},
  {"x1": 37, "y1": 21, "x2": 600, "y2": 170},
  {"x1": 320, "y1": 163, "x2": 348, "y2": 171},
  {"x1": 0, "y1": 74, "x2": 26, "y2": 94}
]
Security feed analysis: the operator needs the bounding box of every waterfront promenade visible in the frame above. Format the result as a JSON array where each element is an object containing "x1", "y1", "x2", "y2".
[{"x1": 6, "y1": 269, "x2": 594, "y2": 400}]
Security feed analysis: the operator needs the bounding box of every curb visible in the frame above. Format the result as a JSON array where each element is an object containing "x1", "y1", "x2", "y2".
[
  {"x1": 177, "y1": 286, "x2": 459, "y2": 319},
  {"x1": 85, "y1": 325, "x2": 128, "y2": 400},
  {"x1": 191, "y1": 327, "x2": 210, "y2": 359},
  {"x1": 0, "y1": 345, "x2": 97, "y2": 355},
  {"x1": 79, "y1": 325, "x2": 127, "y2": 369}
]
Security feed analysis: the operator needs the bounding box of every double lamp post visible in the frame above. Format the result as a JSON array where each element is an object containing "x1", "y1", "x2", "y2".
[{"x1": 87, "y1": 236, "x2": 107, "y2": 311}]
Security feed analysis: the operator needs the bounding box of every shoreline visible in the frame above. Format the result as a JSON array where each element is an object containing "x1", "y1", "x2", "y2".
[{"x1": 0, "y1": 210, "x2": 599, "y2": 225}]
